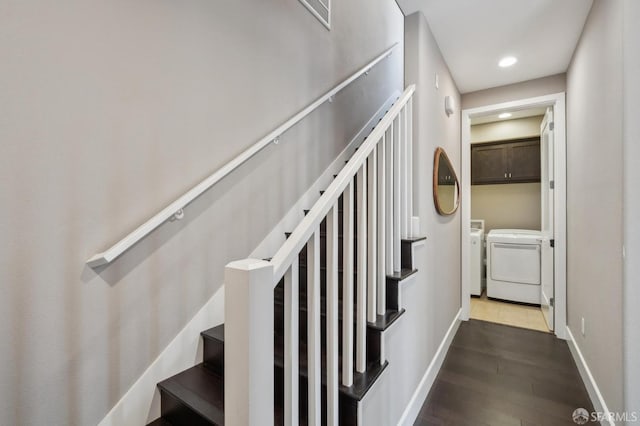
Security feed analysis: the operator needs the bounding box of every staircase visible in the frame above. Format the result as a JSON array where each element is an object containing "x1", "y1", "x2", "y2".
[{"x1": 147, "y1": 85, "x2": 419, "y2": 426}]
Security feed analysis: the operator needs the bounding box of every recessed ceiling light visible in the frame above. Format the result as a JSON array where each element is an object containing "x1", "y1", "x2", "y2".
[
  {"x1": 498, "y1": 56, "x2": 518, "y2": 68},
  {"x1": 498, "y1": 112, "x2": 512, "y2": 119}
]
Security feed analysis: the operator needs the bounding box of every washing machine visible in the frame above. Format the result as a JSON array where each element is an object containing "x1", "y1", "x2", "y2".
[
  {"x1": 470, "y1": 220, "x2": 485, "y2": 296},
  {"x1": 486, "y1": 229, "x2": 542, "y2": 304}
]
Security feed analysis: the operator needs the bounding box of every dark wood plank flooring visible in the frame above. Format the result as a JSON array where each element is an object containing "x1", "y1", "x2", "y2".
[{"x1": 415, "y1": 320, "x2": 595, "y2": 426}]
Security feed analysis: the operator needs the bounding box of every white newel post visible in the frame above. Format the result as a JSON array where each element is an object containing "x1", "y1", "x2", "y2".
[{"x1": 225, "y1": 259, "x2": 274, "y2": 426}]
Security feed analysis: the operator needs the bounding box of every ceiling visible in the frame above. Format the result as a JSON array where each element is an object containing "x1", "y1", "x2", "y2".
[{"x1": 396, "y1": 0, "x2": 593, "y2": 93}]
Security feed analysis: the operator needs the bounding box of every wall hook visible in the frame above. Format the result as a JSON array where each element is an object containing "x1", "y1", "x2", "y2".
[{"x1": 171, "y1": 208, "x2": 185, "y2": 221}]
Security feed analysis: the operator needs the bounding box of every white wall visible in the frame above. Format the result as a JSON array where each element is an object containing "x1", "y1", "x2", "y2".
[
  {"x1": 623, "y1": 0, "x2": 640, "y2": 416},
  {"x1": 360, "y1": 11, "x2": 461, "y2": 425},
  {"x1": 470, "y1": 116, "x2": 543, "y2": 232},
  {"x1": 0, "y1": 1, "x2": 404, "y2": 424},
  {"x1": 566, "y1": 0, "x2": 624, "y2": 415}
]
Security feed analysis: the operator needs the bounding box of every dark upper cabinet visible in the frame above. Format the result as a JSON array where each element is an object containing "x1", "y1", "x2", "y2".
[
  {"x1": 508, "y1": 140, "x2": 540, "y2": 182},
  {"x1": 471, "y1": 137, "x2": 540, "y2": 185},
  {"x1": 471, "y1": 143, "x2": 508, "y2": 184},
  {"x1": 437, "y1": 159, "x2": 456, "y2": 185}
]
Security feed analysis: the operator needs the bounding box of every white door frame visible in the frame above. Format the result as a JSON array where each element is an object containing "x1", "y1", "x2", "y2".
[{"x1": 460, "y1": 92, "x2": 567, "y2": 340}]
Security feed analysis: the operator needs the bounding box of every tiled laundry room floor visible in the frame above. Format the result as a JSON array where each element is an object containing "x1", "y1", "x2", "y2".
[{"x1": 470, "y1": 292, "x2": 550, "y2": 332}]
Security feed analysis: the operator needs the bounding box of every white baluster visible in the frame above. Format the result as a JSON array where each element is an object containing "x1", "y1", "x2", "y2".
[
  {"x1": 307, "y1": 230, "x2": 321, "y2": 426},
  {"x1": 284, "y1": 261, "x2": 299, "y2": 426},
  {"x1": 377, "y1": 135, "x2": 387, "y2": 317},
  {"x1": 224, "y1": 259, "x2": 274, "y2": 426},
  {"x1": 356, "y1": 165, "x2": 367, "y2": 373},
  {"x1": 402, "y1": 106, "x2": 409, "y2": 239},
  {"x1": 367, "y1": 148, "x2": 377, "y2": 323},
  {"x1": 408, "y1": 97, "x2": 414, "y2": 237},
  {"x1": 342, "y1": 182, "x2": 355, "y2": 387},
  {"x1": 326, "y1": 206, "x2": 339, "y2": 426},
  {"x1": 386, "y1": 124, "x2": 394, "y2": 275},
  {"x1": 393, "y1": 116, "x2": 401, "y2": 272}
]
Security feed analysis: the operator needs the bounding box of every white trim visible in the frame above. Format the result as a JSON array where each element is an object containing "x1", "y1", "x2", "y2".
[
  {"x1": 461, "y1": 114, "x2": 471, "y2": 322},
  {"x1": 460, "y1": 92, "x2": 567, "y2": 339},
  {"x1": 87, "y1": 44, "x2": 398, "y2": 268},
  {"x1": 566, "y1": 327, "x2": 615, "y2": 426},
  {"x1": 98, "y1": 286, "x2": 225, "y2": 426},
  {"x1": 397, "y1": 309, "x2": 462, "y2": 426}
]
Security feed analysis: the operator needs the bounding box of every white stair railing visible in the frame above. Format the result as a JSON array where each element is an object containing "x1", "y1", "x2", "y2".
[{"x1": 225, "y1": 85, "x2": 416, "y2": 426}]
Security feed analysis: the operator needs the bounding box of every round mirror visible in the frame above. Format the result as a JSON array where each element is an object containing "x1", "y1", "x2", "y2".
[{"x1": 433, "y1": 147, "x2": 460, "y2": 215}]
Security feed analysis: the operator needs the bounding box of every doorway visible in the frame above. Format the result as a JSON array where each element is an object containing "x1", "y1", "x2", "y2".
[{"x1": 460, "y1": 93, "x2": 567, "y2": 339}]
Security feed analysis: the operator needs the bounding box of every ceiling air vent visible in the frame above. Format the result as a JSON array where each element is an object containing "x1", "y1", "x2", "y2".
[{"x1": 299, "y1": 0, "x2": 331, "y2": 29}]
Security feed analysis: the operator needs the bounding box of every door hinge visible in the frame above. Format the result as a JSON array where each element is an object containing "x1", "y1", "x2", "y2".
[
  {"x1": 550, "y1": 239, "x2": 555, "y2": 248},
  {"x1": 550, "y1": 297, "x2": 554, "y2": 307},
  {"x1": 549, "y1": 122, "x2": 554, "y2": 131},
  {"x1": 550, "y1": 180, "x2": 555, "y2": 189}
]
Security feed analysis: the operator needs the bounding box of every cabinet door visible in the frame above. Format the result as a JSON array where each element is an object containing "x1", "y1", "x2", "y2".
[
  {"x1": 471, "y1": 144, "x2": 507, "y2": 184},
  {"x1": 437, "y1": 161, "x2": 449, "y2": 184},
  {"x1": 508, "y1": 140, "x2": 540, "y2": 182}
]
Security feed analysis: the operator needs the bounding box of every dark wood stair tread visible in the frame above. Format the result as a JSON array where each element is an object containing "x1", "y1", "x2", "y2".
[
  {"x1": 401, "y1": 236, "x2": 427, "y2": 244},
  {"x1": 386, "y1": 268, "x2": 417, "y2": 282},
  {"x1": 285, "y1": 232, "x2": 356, "y2": 240},
  {"x1": 147, "y1": 418, "x2": 173, "y2": 426},
  {"x1": 367, "y1": 309, "x2": 406, "y2": 331},
  {"x1": 157, "y1": 364, "x2": 224, "y2": 425},
  {"x1": 201, "y1": 324, "x2": 224, "y2": 342}
]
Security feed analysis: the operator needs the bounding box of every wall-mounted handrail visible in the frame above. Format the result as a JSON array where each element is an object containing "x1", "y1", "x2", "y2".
[
  {"x1": 270, "y1": 84, "x2": 416, "y2": 282},
  {"x1": 86, "y1": 43, "x2": 398, "y2": 267}
]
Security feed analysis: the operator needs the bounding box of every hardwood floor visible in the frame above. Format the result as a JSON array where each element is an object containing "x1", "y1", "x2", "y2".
[{"x1": 415, "y1": 320, "x2": 594, "y2": 426}]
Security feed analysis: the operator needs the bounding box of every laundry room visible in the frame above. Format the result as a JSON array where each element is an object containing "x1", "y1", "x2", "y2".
[{"x1": 468, "y1": 107, "x2": 550, "y2": 332}]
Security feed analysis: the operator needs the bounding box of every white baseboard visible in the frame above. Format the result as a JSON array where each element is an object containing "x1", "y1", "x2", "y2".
[
  {"x1": 97, "y1": 93, "x2": 401, "y2": 426},
  {"x1": 250, "y1": 90, "x2": 401, "y2": 260},
  {"x1": 98, "y1": 286, "x2": 225, "y2": 426},
  {"x1": 397, "y1": 309, "x2": 462, "y2": 426},
  {"x1": 566, "y1": 326, "x2": 615, "y2": 426}
]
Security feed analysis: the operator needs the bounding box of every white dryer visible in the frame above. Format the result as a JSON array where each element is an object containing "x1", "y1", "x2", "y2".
[{"x1": 486, "y1": 229, "x2": 542, "y2": 304}]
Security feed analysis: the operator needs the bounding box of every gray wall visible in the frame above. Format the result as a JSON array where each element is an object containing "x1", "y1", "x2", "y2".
[
  {"x1": 361, "y1": 11, "x2": 461, "y2": 425},
  {"x1": 461, "y1": 74, "x2": 566, "y2": 110},
  {"x1": 0, "y1": 1, "x2": 404, "y2": 424},
  {"x1": 623, "y1": 0, "x2": 640, "y2": 416},
  {"x1": 471, "y1": 183, "x2": 541, "y2": 233},
  {"x1": 566, "y1": 0, "x2": 624, "y2": 415}
]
